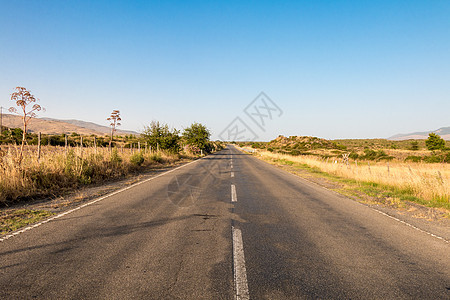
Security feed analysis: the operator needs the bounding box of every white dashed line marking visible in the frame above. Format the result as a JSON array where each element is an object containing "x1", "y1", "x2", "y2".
[
  {"x1": 231, "y1": 172, "x2": 235, "y2": 178},
  {"x1": 232, "y1": 226, "x2": 250, "y2": 300},
  {"x1": 231, "y1": 185, "x2": 237, "y2": 202}
]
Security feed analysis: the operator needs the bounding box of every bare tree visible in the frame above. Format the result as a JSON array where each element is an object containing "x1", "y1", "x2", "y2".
[
  {"x1": 9, "y1": 87, "x2": 44, "y2": 163},
  {"x1": 107, "y1": 110, "x2": 121, "y2": 148}
]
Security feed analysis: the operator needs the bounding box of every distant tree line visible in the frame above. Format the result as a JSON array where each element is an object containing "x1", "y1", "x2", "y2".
[
  {"x1": 142, "y1": 121, "x2": 215, "y2": 154},
  {"x1": 3, "y1": 87, "x2": 218, "y2": 156}
]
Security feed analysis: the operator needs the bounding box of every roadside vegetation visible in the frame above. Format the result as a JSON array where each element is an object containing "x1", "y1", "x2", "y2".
[
  {"x1": 0, "y1": 125, "x2": 223, "y2": 205},
  {"x1": 0, "y1": 86, "x2": 224, "y2": 234},
  {"x1": 238, "y1": 134, "x2": 450, "y2": 211}
]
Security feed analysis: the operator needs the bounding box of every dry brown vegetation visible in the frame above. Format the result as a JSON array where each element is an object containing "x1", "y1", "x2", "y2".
[
  {"x1": 0, "y1": 145, "x2": 185, "y2": 205},
  {"x1": 238, "y1": 135, "x2": 449, "y2": 210},
  {"x1": 249, "y1": 149, "x2": 449, "y2": 209}
]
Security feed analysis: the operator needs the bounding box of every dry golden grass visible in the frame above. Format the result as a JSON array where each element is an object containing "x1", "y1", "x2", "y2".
[
  {"x1": 250, "y1": 149, "x2": 449, "y2": 207},
  {"x1": 0, "y1": 145, "x2": 183, "y2": 204}
]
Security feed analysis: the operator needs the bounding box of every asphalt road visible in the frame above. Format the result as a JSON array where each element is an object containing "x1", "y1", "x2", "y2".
[{"x1": 1, "y1": 145, "x2": 449, "y2": 299}]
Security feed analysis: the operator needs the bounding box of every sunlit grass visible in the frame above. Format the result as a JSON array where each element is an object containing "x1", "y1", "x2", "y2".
[
  {"x1": 251, "y1": 149, "x2": 450, "y2": 209},
  {"x1": 0, "y1": 145, "x2": 184, "y2": 204}
]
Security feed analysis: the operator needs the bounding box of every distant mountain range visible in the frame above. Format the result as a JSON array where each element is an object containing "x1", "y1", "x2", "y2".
[
  {"x1": 388, "y1": 126, "x2": 450, "y2": 141},
  {"x1": 1, "y1": 114, "x2": 139, "y2": 136}
]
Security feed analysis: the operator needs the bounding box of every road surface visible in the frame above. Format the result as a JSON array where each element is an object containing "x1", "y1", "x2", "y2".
[{"x1": 1, "y1": 145, "x2": 449, "y2": 299}]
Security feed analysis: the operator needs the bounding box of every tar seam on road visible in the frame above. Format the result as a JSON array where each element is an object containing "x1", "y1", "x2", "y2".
[
  {"x1": 231, "y1": 185, "x2": 237, "y2": 202},
  {"x1": 0, "y1": 158, "x2": 205, "y2": 242},
  {"x1": 232, "y1": 226, "x2": 250, "y2": 300},
  {"x1": 245, "y1": 153, "x2": 450, "y2": 244}
]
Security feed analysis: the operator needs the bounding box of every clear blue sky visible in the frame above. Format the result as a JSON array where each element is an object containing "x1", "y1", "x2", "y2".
[{"x1": 1, "y1": 0, "x2": 449, "y2": 140}]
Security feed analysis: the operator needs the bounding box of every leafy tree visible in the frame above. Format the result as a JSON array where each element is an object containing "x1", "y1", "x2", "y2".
[
  {"x1": 9, "y1": 87, "x2": 44, "y2": 163},
  {"x1": 182, "y1": 122, "x2": 211, "y2": 152},
  {"x1": 142, "y1": 121, "x2": 180, "y2": 153},
  {"x1": 425, "y1": 133, "x2": 445, "y2": 150}
]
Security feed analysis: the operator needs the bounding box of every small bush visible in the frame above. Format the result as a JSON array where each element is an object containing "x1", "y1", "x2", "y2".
[
  {"x1": 130, "y1": 152, "x2": 145, "y2": 166},
  {"x1": 332, "y1": 142, "x2": 347, "y2": 150},
  {"x1": 110, "y1": 149, "x2": 122, "y2": 164},
  {"x1": 349, "y1": 152, "x2": 359, "y2": 160},
  {"x1": 290, "y1": 150, "x2": 301, "y2": 156},
  {"x1": 444, "y1": 152, "x2": 450, "y2": 163},
  {"x1": 423, "y1": 155, "x2": 442, "y2": 163},
  {"x1": 360, "y1": 149, "x2": 393, "y2": 161},
  {"x1": 361, "y1": 149, "x2": 377, "y2": 160},
  {"x1": 150, "y1": 153, "x2": 163, "y2": 163},
  {"x1": 405, "y1": 155, "x2": 422, "y2": 163}
]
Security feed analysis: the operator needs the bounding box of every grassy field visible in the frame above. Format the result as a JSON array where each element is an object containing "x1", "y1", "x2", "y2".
[
  {"x1": 0, "y1": 144, "x2": 187, "y2": 205},
  {"x1": 246, "y1": 148, "x2": 449, "y2": 211},
  {"x1": 242, "y1": 136, "x2": 450, "y2": 163}
]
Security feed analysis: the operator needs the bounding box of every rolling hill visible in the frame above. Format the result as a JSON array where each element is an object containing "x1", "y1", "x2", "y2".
[
  {"x1": 388, "y1": 126, "x2": 450, "y2": 141},
  {"x1": 1, "y1": 114, "x2": 139, "y2": 136}
]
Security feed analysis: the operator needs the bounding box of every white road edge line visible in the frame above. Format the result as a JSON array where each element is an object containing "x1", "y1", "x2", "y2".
[
  {"x1": 304, "y1": 178, "x2": 450, "y2": 244},
  {"x1": 231, "y1": 184, "x2": 237, "y2": 202},
  {"x1": 373, "y1": 209, "x2": 449, "y2": 243},
  {"x1": 232, "y1": 226, "x2": 250, "y2": 300},
  {"x1": 243, "y1": 151, "x2": 449, "y2": 244},
  {"x1": 0, "y1": 158, "x2": 204, "y2": 242}
]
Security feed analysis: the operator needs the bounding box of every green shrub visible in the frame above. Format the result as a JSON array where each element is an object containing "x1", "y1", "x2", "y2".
[
  {"x1": 110, "y1": 148, "x2": 122, "y2": 164},
  {"x1": 64, "y1": 150, "x2": 79, "y2": 178},
  {"x1": 130, "y1": 152, "x2": 145, "y2": 166},
  {"x1": 332, "y1": 142, "x2": 347, "y2": 150},
  {"x1": 405, "y1": 155, "x2": 422, "y2": 163},
  {"x1": 290, "y1": 150, "x2": 301, "y2": 156},
  {"x1": 426, "y1": 133, "x2": 445, "y2": 150},
  {"x1": 361, "y1": 149, "x2": 377, "y2": 160},
  {"x1": 150, "y1": 153, "x2": 163, "y2": 163},
  {"x1": 423, "y1": 155, "x2": 442, "y2": 163},
  {"x1": 378, "y1": 154, "x2": 394, "y2": 161},
  {"x1": 349, "y1": 152, "x2": 359, "y2": 160},
  {"x1": 360, "y1": 149, "x2": 393, "y2": 161},
  {"x1": 444, "y1": 152, "x2": 450, "y2": 163}
]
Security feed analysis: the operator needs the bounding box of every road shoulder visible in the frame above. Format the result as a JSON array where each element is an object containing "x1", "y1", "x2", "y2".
[
  {"x1": 1, "y1": 158, "x2": 195, "y2": 236},
  {"x1": 242, "y1": 150, "x2": 450, "y2": 242}
]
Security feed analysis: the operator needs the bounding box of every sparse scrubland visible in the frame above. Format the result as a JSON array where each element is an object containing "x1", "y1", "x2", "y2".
[
  {"x1": 0, "y1": 123, "x2": 223, "y2": 206},
  {"x1": 0, "y1": 146, "x2": 179, "y2": 204},
  {"x1": 239, "y1": 135, "x2": 450, "y2": 210}
]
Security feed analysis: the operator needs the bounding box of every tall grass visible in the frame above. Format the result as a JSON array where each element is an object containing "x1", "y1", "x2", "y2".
[
  {"x1": 252, "y1": 150, "x2": 449, "y2": 208},
  {"x1": 0, "y1": 145, "x2": 182, "y2": 204}
]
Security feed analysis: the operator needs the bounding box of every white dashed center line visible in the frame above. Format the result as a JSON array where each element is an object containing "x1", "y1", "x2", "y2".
[
  {"x1": 231, "y1": 184, "x2": 237, "y2": 202},
  {"x1": 232, "y1": 226, "x2": 250, "y2": 300}
]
